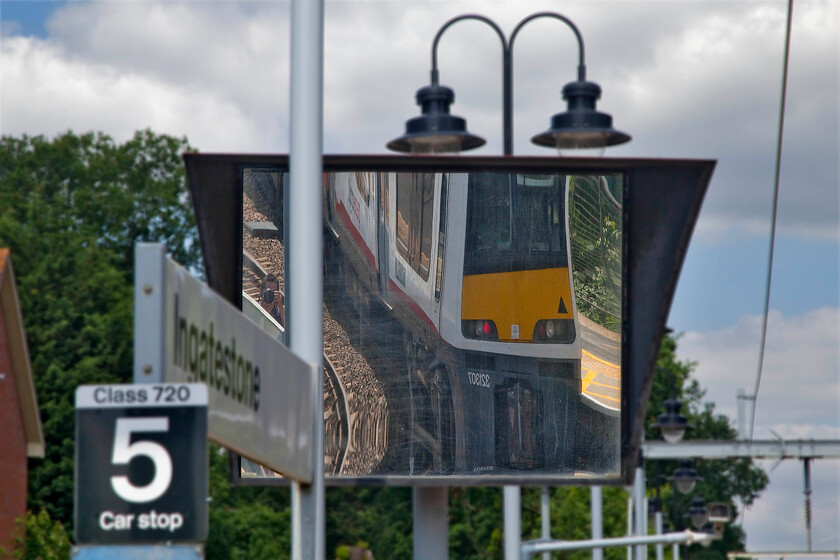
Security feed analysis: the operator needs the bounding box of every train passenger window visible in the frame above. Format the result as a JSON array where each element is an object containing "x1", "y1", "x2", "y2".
[
  {"x1": 354, "y1": 172, "x2": 370, "y2": 205},
  {"x1": 395, "y1": 172, "x2": 435, "y2": 281},
  {"x1": 434, "y1": 175, "x2": 448, "y2": 302},
  {"x1": 379, "y1": 172, "x2": 388, "y2": 222}
]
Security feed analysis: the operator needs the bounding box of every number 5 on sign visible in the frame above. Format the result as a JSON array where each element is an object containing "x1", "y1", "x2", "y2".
[
  {"x1": 75, "y1": 383, "x2": 208, "y2": 544},
  {"x1": 111, "y1": 417, "x2": 173, "y2": 503}
]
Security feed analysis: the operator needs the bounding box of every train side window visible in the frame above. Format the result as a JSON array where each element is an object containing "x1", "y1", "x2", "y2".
[
  {"x1": 434, "y1": 175, "x2": 448, "y2": 301},
  {"x1": 379, "y1": 172, "x2": 389, "y2": 222},
  {"x1": 396, "y1": 173, "x2": 412, "y2": 258},
  {"x1": 419, "y1": 174, "x2": 434, "y2": 278},
  {"x1": 395, "y1": 172, "x2": 435, "y2": 281},
  {"x1": 354, "y1": 171, "x2": 370, "y2": 205}
]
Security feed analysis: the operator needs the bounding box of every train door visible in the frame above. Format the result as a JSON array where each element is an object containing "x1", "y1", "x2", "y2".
[
  {"x1": 430, "y1": 174, "x2": 448, "y2": 328},
  {"x1": 494, "y1": 377, "x2": 545, "y2": 469},
  {"x1": 376, "y1": 172, "x2": 390, "y2": 302}
]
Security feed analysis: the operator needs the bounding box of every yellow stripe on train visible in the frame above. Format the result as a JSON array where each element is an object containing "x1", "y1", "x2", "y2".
[{"x1": 461, "y1": 267, "x2": 574, "y2": 342}]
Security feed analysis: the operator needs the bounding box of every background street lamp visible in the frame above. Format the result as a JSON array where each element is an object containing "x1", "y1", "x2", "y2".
[
  {"x1": 668, "y1": 459, "x2": 703, "y2": 495},
  {"x1": 387, "y1": 11, "x2": 631, "y2": 156},
  {"x1": 688, "y1": 497, "x2": 709, "y2": 530},
  {"x1": 652, "y1": 398, "x2": 695, "y2": 444}
]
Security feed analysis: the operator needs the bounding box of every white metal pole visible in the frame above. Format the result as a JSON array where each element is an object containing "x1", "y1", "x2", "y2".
[
  {"x1": 655, "y1": 511, "x2": 664, "y2": 560},
  {"x1": 541, "y1": 487, "x2": 551, "y2": 560},
  {"x1": 591, "y1": 486, "x2": 604, "y2": 560},
  {"x1": 505, "y1": 486, "x2": 522, "y2": 560},
  {"x1": 634, "y1": 465, "x2": 647, "y2": 560},
  {"x1": 672, "y1": 543, "x2": 679, "y2": 560},
  {"x1": 289, "y1": 0, "x2": 325, "y2": 558},
  {"x1": 626, "y1": 496, "x2": 633, "y2": 560},
  {"x1": 413, "y1": 487, "x2": 449, "y2": 559},
  {"x1": 521, "y1": 530, "x2": 713, "y2": 557}
]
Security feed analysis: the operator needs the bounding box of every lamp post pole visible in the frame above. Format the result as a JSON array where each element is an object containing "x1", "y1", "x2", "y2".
[
  {"x1": 393, "y1": 12, "x2": 630, "y2": 560},
  {"x1": 428, "y1": 12, "x2": 589, "y2": 157},
  {"x1": 429, "y1": 16, "x2": 610, "y2": 560},
  {"x1": 288, "y1": 0, "x2": 325, "y2": 558}
]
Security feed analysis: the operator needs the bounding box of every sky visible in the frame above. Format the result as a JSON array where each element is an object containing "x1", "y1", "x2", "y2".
[{"x1": 1, "y1": 0, "x2": 838, "y2": 553}]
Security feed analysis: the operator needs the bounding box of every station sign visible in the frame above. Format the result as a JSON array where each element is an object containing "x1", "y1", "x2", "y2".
[
  {"x1": 133, "y1": 244, "x2": 315, "y2": 483},
  {"x1": 74, "y1": 383, "x2": 207, "y2": 544}
]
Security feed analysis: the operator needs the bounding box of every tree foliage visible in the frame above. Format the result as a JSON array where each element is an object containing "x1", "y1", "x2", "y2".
[
  {"x1": 646, "y1": 334, "x2": 769, "y2": 557},
  {"x1": 0, "y1": 129, "x2": 199, "y2": 529},
  {"x1": 1, "y1": 130, "x2": 766, "y2": 558},
  {"x1": 0, "y1": 509, "x2": 71, "y2": 560}
]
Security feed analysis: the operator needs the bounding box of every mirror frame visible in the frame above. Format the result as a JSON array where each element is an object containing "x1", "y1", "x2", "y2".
[{"x1": 184, "y1": 154, "x2": 715, "y2": 486}]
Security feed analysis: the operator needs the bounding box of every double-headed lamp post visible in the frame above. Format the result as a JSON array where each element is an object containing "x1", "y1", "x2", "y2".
[
  {"x1": 387, "y1": 11, "x2": 631, "y2": 156},
  {"x1": 386, "y1": 12, "x2": 630, "y2": 560}
]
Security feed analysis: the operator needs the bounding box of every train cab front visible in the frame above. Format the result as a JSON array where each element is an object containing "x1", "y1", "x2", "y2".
[{"x1": 445, "y1": 172, "x2": 584, "y2": 475}]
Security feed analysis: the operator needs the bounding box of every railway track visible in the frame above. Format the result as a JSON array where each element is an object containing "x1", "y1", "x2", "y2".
[
  {"x1": 242, "y1": 186, "x2": 390, "y2": 477},
  {"x1": 242, "y1": 250, "x2": 349, "y2": 476}
]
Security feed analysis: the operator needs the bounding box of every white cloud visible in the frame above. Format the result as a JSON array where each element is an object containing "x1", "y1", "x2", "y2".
[
  {"x1": 1, "y1": 2, "x2": 290, "y2": 150},
  {"x1": 678, "y1": 308, "x2": 840, "y2": 551},
  {"x1": 741, "y1": 459, "x2": 840, "y2": 552},
  {"x1": 0, "y1": 33, "x2": 268, "y2": 150},
  {"x1": 679, "y1": 307, "x2": 840, "y2": 432},
  {"x1": 2, "y1": 0, "x2": 833, "y2": 237}
]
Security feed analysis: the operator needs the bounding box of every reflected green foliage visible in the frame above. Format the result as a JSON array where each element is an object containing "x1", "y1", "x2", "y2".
[
  {"x1": 569, "y1": 175, "x2": 622, "y2": 332},
  {"x1": 0, "y1": 130, "x2": 199, "y2": 529}
]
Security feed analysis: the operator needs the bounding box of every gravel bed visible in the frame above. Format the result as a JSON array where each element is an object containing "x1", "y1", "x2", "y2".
[{"x1": 243, "y1": 194, "x2": 387, "y2": 476}]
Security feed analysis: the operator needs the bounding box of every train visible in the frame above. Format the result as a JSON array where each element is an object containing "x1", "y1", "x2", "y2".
[{"x1": 321, "y1": 169, "x2": 589, "y2": 477}]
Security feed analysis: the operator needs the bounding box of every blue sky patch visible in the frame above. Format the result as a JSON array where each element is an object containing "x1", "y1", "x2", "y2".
[{"x1": 1, "y1": 0, "x2": 70, "y2": 39}]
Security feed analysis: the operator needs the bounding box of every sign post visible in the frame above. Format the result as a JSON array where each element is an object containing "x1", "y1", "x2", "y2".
[{"x1": 74, "y1": 383, "x2": 208, "y2": 545}]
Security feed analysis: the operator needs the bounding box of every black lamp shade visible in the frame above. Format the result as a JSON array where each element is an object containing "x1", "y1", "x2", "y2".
[
  {"x1": 532, "y1": 80, "x2": 631, "y2": 150},
  {"x1": 651, "y1": 398, "x2": 694, "y2": 444},
  {"x1": 667, "y1": 460, "x2": 703, "y2": 495},
  {"x1": 688, "y1": 497, "x2": 708, "y2": 529},
  {"x1": 387, "y1": 84, "x2": 485, "y2": 153}
]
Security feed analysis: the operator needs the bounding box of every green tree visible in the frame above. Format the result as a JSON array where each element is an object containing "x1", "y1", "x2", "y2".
[
  {"x1": 0, "y1": 509, "x2": 71, "y2": 560},
  {"x1": 0, "y1": 130, "x2": 199, "y2": 529},
  {"x1": 205, "y1": 446, "x2": 292, "y2": 560},
  {"x1": 0, "y1": 129, "x2": 766, "y2": 557},
  {"x1": 646, "y1": 334, "x2": 769, "y2": 558}
]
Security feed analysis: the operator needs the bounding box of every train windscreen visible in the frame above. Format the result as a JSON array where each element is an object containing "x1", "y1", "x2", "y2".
[{"x1": 464, "y1": 173, "x2": 570, "y2": 275}]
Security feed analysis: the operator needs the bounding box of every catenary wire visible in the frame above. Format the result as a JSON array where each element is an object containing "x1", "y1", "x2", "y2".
[{"x1": 749, "y1": 0, "x2": 793, "y2": 441}]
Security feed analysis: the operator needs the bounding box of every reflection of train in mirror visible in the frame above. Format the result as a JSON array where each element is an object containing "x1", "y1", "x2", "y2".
[{"x1": 324, "y1": 171, "x2": 584, "y2": 476}]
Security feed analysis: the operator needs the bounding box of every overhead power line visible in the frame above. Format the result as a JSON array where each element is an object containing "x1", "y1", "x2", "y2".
[{"x1": 750, "y1": 0, "x2": 795, "y2": 441}]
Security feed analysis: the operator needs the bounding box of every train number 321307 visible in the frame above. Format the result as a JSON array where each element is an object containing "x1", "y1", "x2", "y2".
[{"x1": 467, "y1": 371, "x2": 491, "y2": 388}]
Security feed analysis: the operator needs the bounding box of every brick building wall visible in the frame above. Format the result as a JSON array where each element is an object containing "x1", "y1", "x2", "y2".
[{"x1": 0, "y1": 297, "x2": 28, "y2": 550}]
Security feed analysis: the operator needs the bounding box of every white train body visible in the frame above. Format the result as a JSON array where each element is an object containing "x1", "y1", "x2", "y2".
[{"x1": 327, "y1": 170, "x2": 584, "y2": 474}]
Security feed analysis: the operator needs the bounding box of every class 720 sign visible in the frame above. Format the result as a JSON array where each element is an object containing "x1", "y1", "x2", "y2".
[{"x1": 74, "y1": 383, "x2": 208, "y2": 544}]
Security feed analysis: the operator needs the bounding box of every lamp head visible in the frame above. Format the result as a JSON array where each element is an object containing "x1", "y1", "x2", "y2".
[
  {"x1": 688, "y1": 497, "x2": 708, "y2": 530},
  {"x1": 387, "y1": 84, "x2": 485, "y2": 154},
  {"x1": 651, "y1": 398, "x2": 694, "y2": 444},
  {"x1": 667, "y1": 460, "x2": 703, "y2": 495},
  {"x1": 532, "y1": 80, "x2": 631, "y2": 154}
]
